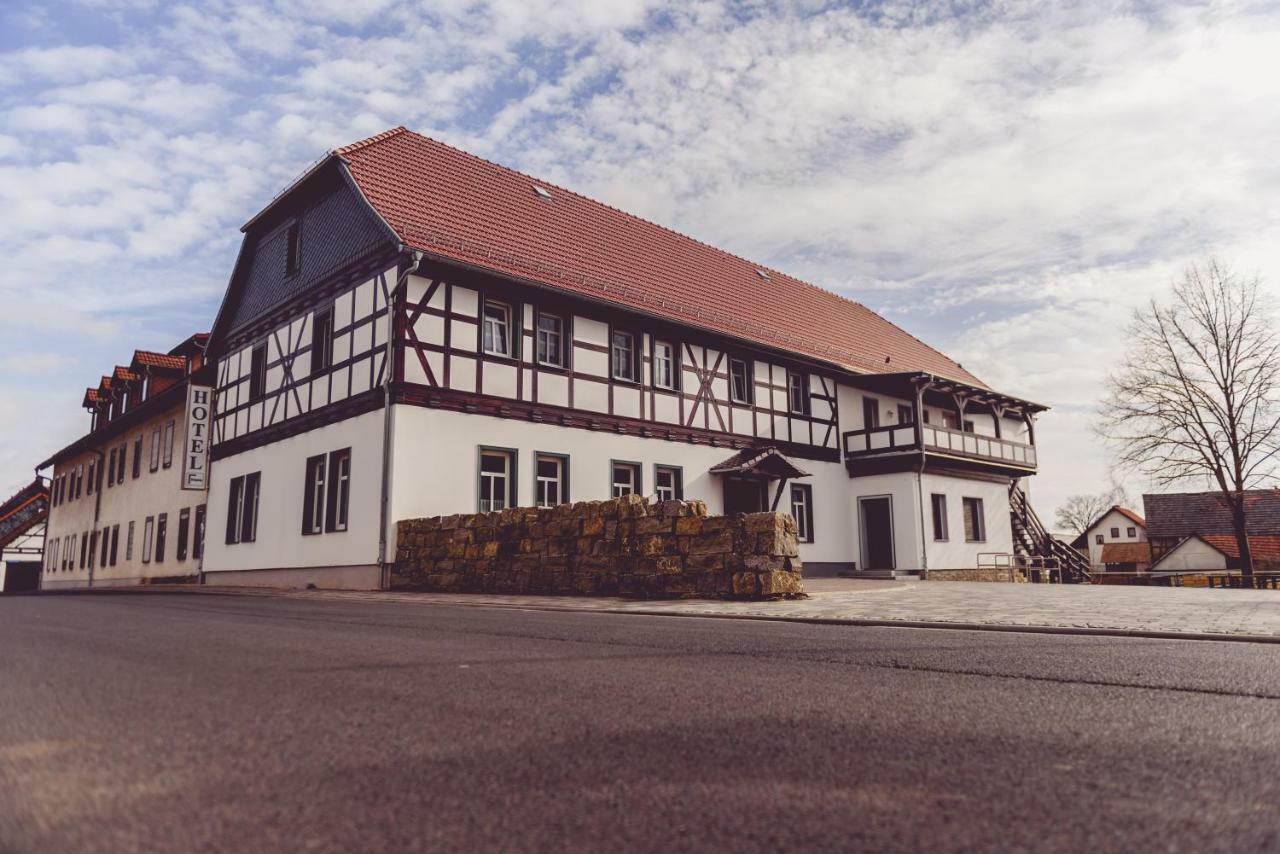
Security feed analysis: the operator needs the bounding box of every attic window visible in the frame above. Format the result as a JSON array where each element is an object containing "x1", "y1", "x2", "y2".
[
  {"x1": 532, "y1": 186, "x2": 552, "y2": 200},
  {"x1": 755, "y1": 269, "x2": 770, "y2": 281},
  {"x1": 285, "y1": 221, "x2": 301, "y2": 277}
]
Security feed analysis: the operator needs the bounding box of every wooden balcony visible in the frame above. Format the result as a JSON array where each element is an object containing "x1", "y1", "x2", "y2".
[{"x1": 842, "y1": 422, "x2": 1037, "y2": 475}]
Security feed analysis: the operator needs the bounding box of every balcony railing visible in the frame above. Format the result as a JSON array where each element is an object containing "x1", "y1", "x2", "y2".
[{"x1": 842, "y1": 422, "x2": 1037, "y2": 469}]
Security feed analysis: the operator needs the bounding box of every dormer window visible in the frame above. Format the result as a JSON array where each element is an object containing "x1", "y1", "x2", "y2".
[{"x1": 285, "y1": 221, "x2": 301, "y2": 277}]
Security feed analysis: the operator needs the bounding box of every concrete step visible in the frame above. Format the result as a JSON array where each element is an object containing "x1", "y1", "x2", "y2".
[{"x1": 837, "y1": 570, "x2": 922, "y2": 582}]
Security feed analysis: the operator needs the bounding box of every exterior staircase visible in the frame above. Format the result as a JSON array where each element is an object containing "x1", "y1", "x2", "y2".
[{"x1": 1009, "y1": 482, "x2": 1092, "y2": 583}]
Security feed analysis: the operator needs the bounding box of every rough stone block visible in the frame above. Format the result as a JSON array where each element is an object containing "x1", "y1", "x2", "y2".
[{"x1": 635, "y1": 516, "x2": 674, "y2": 535}]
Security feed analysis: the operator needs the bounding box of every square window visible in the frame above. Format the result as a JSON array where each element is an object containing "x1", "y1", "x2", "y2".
[
  {"x1": 482, "y1": 301, "x2": 512, "y2": 357},
  {"x1": 1095, "y1": 533, "x2": 1104, "y2": 545},
  {"x1": 729, "y1": 359, "x2": 752, "y2": 404},
  {"x1": 1127, "y1": 527, "x2": 1136, "y2": 538},
  {"x1": 611, "y1": 461, "x2": 641, "y2": 497},
  {"x1": 654, "y1": 465, "x2": 683, "y2": 501},
  {"x1": 1110, "y1": 527, "x2": 1120, "y2": 539}
]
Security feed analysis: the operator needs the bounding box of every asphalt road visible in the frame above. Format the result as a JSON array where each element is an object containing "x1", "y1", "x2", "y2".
[{"x1": 2, "y1": 592, "x2": 1279, "y2": 853}]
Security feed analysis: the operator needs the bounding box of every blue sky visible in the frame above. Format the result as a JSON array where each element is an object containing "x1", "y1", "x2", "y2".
[{"x1": 3, "y1": 0, "x2": 1280, "y2": 519}]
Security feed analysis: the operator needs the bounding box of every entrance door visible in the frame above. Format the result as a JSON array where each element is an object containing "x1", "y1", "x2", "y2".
[
  {"x1": 723, "y1": 477, "x2": 768, "y2": 515},
  {"x1": 859, "y1": 496, "x2": 895, "y2": 570}
]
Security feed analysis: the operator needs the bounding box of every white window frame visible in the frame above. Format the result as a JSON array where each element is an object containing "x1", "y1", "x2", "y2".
[
  {"x1": 142, "y1": 516, "x2": 154, "y2": 563},
  {"x1": 611, "y1": 461, "x2": 641, "y2": 498},
  {"x1": 536, "y1": 312, "x2": 564, "y2": 368},
  {"x1": 150, "y1": 426, "x2": 161, "y2": 472},
  {"x1": 534, "y1": 454, "x2": 567, "y2": 508},
  {"x1": 611, "y1": 330, "x2": 637, "y2": 382},
  {"x1": 479, "y1": 449, "x2": 514, "y2": 513},
  {"x1": 787, "y1": 371, "x2": 810, "y2": 414},
  {"x1": 482, "y1": 300, "x2": 513, "y2": 357},
  {"x1": 332, "y1": 450, "x2": 350, "y2": 532},
  {"x1": 162, "y1": 419, "x2": 175, "y2": 468},
  {"x1": 729, "y1": 358, "x2": 752, "y2": 404},
  {"x1": 654, "y1": 465, "x2": 682, "y2": 501},
  {"x1": 653, "y1": 340, "x2": 676, "y2": 390},
  {"x1": 305, "y1": 454, "x2": 327, "y2": 535},
  {"x1": 790, "y1": 484, "x2": 813, "y2": 543}
]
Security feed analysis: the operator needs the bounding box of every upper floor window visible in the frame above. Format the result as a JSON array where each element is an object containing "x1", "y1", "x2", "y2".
[
  {"x1": 132, "y1": 436, "x2": 142, "y2": 479},
  {"x1": 940, "y1": 411, "x2": 959, "y2": 430},
  {"x1": 963, "y1": 497, "x2": 986, "y2": 543},
  {"x1": 653, "y1": 341, "x2": 677, "y2": 390},
  {"x1": 655, "y1": 465, "x2": 682, "y2": 501},
  {"x1": 482, "y1": 300, "x2": 513, "y2": 357},
  {"x1": 479, "y1": 448, "x2": 515, "y2": 512},
  {"x1": 285, "y1": 221, "x2": 301, "y2": 277},
  {"x1": 534, "y1": 453, "x2": 568, "y2": 507},
  {"x1": 225, "y1": 472, "x2": 261, "y2": 545},
  {"x1": 1110, "y1": 527, "x2": 1120, "y2": 538},
  {"x1": 536, "y1": 313, "x2": 565, "y2": 368},
  {"x1": 898, "y1": 404, "x2": 914, "y2": 424},
  {"x1": 611, "y1": 461, "x2": 641, "y2": 497},
  {"x1": 162, "y1": 420, "x2": 175, "y2": 469},
  {"x1": 787, "y1": 371, "x2": 810, "y2": 415},
  {"x1": 611, "y1": 330, "x2": 637, "y2": 382},
  {"x1": 86, "y1": 459, "x2": 96, "y2": 496},
  {"x1": 963, "y1": 419, "x2": 976, "y2": 433},
  {"x1": 107, "y1": 448, "x2": 116, "y2": 488},
  {"x1": 312, "y1": 307, "x2": 334, "y2": 375},
  {"x1": 1127, "y1": 527, "x2": 1137, "y2": 537},
  {"x1": 863, "y1": 397, "x2": 881, "y2": 429},
  {"x1": 249, "y1": 344, "x2": 267, "y2": 401},
  {"x1": 790, "y1": 484, "x2": 814, "y2": 543},
  {"x1": 729, "y1": 358, "x2": 752, "y2": 404},
  {"x1": 150, "y1": 426, "x2": 161, "y2": 472}
]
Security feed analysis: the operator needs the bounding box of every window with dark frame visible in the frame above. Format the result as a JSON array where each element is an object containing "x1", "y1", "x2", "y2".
[
  {"x1": 1095, "y1": 533, "x2": 1104, "y2": 545},
  {"x1": 787, "y1": 371, "x2": 810, "y2": 415},
  {"x1": 116, "y1": 443, "x2": 127, "y2": 483},
  {"x1": 132, "y1": 436, "x2": 142, "y2": 478},
  {"x1": 611, "y1": 462, "x2": 641, "y2": 498},
  {"x1": 479, "y1": 449, "x2": 515, "y2": 512},
  {"x1": 249, "y1": 344, "x2": 267, "y2": 401},
  {"x1": 1110, "y1": 527, "x2": 1120, "y2": 538},
  {"x1": 898, "y1": 404, "x2": 914, "y2": 425},
  {"x1": 87, "y1": 527, "x2": 97, "y2": 570},
  {"x1": 150, "y1": 426, "x2": 161, "y2": 472},
  {"x1": 327, "y1": 448, "x2": 351, "y2": 533},
  {"x1": 653, "y1": 341, "x2": 677, "y2": 390},
  {"x1": 142, "y1": 516, "x2": 154, "y2": 563},
  {"x1": 302, "y1": 453, "x2": 327, "y2": 535},
  {"x1": 931, "y1": 493, "x2": 949, "y2": 541},
  {"x1": 107, "y1": 448, "x2": 117, "y2": 487},
  {"x1": 126, "y1": 521, "x2": 135, "y2": 561},
  {"x1": 155, "y1": 513, "x2": 167, "y2": 563},
  {"x1": 863, "y1": 397, "x2": 880, "y2": 428},
  {"x1": 162, "y1": 420, "x2": 175, "y2": 468},
  {"x1": 109, "y1": 524, "x2": 119, "y2": 566},
  {"x1": 534, "y1": 454, "x2": 568, "y2": 507},
  {"x1": 611, "y1": 330, "x2": 637, "y2": 382},
  {"x1": 536, "y1": 313, "x2": 565, "y2": 368},
  {"x1": 654, "y1": 465, "x2": 682, "y2": 501},
  {"x1": 177, "y1": 508, "x2": 190, "y2": 561},
  {"x1": 729, "y1": 358, "x2": 752, "y2": 404},
  {"x1": 225, "y1": 472, "x2": 261, "y2": 544},
  {"x1": 962, "y1": 497, "x2": 986, "y2": 542},
  {"x1": 194, "y1": 505, "x2": 206, "y2": 559},
  {"x1": 790, "y1": 484, "x2": 814, "y2": 543},
  {"x1": 482, "y1": 300, "x2": 513, "y2": 357},
  {"x1": 963, "y1": 419, "x2": 976, "y2": 433},
  {"x1": 87, "y1": 459, "x2": 96, "y2": 496},
  {"x1": 1127, "y1": 526, "x2": 1136, "y2": 537},
  {"x1": 312, "y1": 307, "x2": 334, "y2": 375},
  {"x1": 285, "y1": 221, "x2": 301, "y2": 277}
]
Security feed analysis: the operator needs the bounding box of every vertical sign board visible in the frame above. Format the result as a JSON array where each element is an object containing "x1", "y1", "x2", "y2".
[{"x1": 183, "y1": 385, "x2": 213, "y2": 491}]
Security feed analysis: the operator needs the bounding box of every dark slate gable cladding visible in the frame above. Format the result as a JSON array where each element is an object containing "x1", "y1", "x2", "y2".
[
  {"x1": 225, "y1": 163, "x2": 396, "y2": 337},
  {"x1": 1143, "y1": 489, "x2": 1280, "y2": 540}
]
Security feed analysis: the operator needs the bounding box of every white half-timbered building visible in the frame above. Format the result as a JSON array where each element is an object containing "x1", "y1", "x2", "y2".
[
  {"x1": 203, "y1": 127, "x2": 1059, "y2": 588},
  {"x1": 38, "y1": 335, "x2": 213, "y2": 589}
]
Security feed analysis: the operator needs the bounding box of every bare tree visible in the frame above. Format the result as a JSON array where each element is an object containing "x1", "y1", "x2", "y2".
[
  {"x1": 1101, "y1": 260, "x2": 1280, "y2": 575},
  {"x1": 1055, "y1": 490, "x2": 1122, "y2": 537}
]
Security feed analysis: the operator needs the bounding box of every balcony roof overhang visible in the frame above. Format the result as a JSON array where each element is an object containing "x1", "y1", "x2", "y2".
[{"x1": 847, "y1": 372, "x2": 1048, "y2": 415}]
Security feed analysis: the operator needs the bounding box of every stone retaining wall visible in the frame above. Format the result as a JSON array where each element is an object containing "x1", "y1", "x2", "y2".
[
  {"x1": 393, "y1": 495, "x2": 803, "y2": 600},
  {"x1": 920, "y1": 567, "x2": 1027, "y2": 583}
]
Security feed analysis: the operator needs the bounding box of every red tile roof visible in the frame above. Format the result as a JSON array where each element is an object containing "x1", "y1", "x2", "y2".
[
  {"x1": 1113, "y1": 507, "x2": 1145, "y2": 527},
  {"x1": 1200, "y1": 535, "x2": 1280, "y2": 560},
  {"x1": 1099, "y1": 542, "x2": 1151, "y2": 565},
  {"x1": 113, "y1": 366, "x2": 140, "y2": 382},
  {"x1": 336, "y1": 127, "x2": 985, "y2": 386},
  {"x1": 132, "y1": 350, "x2": 186, "y2": 371}
]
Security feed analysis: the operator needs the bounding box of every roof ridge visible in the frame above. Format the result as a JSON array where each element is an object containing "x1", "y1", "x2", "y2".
[{"x1": 365, "y1": 127, "x2": 984, "y2": 386}]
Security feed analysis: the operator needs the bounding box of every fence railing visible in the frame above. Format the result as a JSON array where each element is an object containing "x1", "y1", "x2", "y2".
[{"x1": 842, "y1": 422, "x2": 1037, "y2": 469}]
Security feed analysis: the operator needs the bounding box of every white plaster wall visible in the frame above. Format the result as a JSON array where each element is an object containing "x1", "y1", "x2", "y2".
[
  {"x1": 845, "y1": 472, "x2": 922, "y2": 571},
  {"x1": 920, "y1": 473, "x2": 1015, "y2": 569},
  {"x1": 1084, "y1": 509, "x2": 1147, "y2": 565},
  {"x1": 1153, "y1": 538, "x2": 1227, "y2": 571},
  {"x1": 387, "y1": 406, "x2": 855, "y2": 565},
  {"x1": 202, "y1": 409, "x2": 385, "y2": 573}
]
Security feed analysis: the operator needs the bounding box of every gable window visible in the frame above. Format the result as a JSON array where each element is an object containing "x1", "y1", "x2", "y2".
[
  {"x1": 1095, "y1": 533, "x2": 1104, "y2": 545},
  {"x1": 1110, "y1": 527, "x2": 1120, "y2": 538},
  {"x1": 534, "y1": 453, "x2": 568, "y2": 507},
  {"x1": 177, "y1": 508, "x2": 190, "y2": 561},
  {"x1": 611, "y1": 330, "x2": 637, "y2": 382},
  {"x1": 931, "y1": 493, "x2": 949, "y2": 541},
  {"x1": 653, "y1": 341, "x2": 677, "y2": 390},
  {"x1": 150, "y1": 426, "x2": 161, "y2": 472},
  {"x1": 790, "y1": 484, "x2": 814, "y2": 543},
  {"x1": 479, "y1": 448, "x2": 515, "y2": 512},
  {"x1": 863, "y1": 397, "x2": 880, "y2": 428},
  {"x1": 1127, "y1": 526, "x2": 1137, "y2": 537},
  {"x1": 312, "y1": 307, "x2": 334, "y2": 375},
  {"x1": 654, "y1": 465, "x2": 683, "y2": 501},
  {"x1": 729, "y1": 358, "x2": 752, "y2": 404},
  {"x1": 132, "y1": 436, "x2": 142, "y2": 478},
  {"x1": 327, "y1": 449, "x2": 351, "y2": 532},
  {"x1": 142, "y1": 516, "x2": 154, "y2": 563},
  {"x1": 536, "y1": 313, "x2": 565, "y2": 368},
  {"x1": 302, "y1": 453, "x2": 327, "y2": 535},
  {"x1": 162, "y1": 419, "x2": 175, "y2": 468},
  {"x1": 194, "y1": 505, "x2": 206, "y2": 559},
  {"x1": 154, "y1": 513, "x2": 168, "y2": 563},
  {"x1": 962, "y1": 497, "x2": 986, "y2": 543},
  {"x1": 225, "y1": 472, "x2": 261, "y2": 544},
  {"x1": 611, "y1": 461, "x2": 641, "y2": 497},
  {"x1": 482, "y1": 300, "x2": 513, "y2": 357},
  {"x1": 249, "y1": 344, "x2": 267, "y2": 401},
  {"x1": 787, "y1": 371, "x2": 810, "y2": 415},
  {"x1": 285, "y1": 221, "x2": 301, "y2": 277}
]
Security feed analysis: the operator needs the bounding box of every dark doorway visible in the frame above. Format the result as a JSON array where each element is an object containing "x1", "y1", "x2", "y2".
[
  {"x1": 859, "y1": 496, "x2": 895, "y2": 570},
  {"x1": 1, "y1": 562, "x2": 41, "y2": 594},
  {"x1": 723, "y1": 477, "x2": 768, "y2": 515}
]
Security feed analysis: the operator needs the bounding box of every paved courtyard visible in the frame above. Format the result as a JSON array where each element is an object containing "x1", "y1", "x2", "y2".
[{"x1": 180, "y1": 578, "x2": 1280, "y2": 641}]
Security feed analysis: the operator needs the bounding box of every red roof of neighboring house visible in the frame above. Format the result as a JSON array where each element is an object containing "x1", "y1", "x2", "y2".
[
  {"x1": 132, "y1": 350, "x2": 186, "y2": 371},
  {"x1": 1113, "y1": 507, "x2": 1145, "y2": 527},
  {"x1": 1099, "y1": 542, "x2": 1152, "y2": 565},
  {"x1": 1199, "y1": 535, "x2": 1280, "y2": 560},
  {"x1": 335, "y1": 127, "x2": 986, "y2": 386},
  {"x1": 113, "y1": 366, "x2": 140, "y2": 382}
]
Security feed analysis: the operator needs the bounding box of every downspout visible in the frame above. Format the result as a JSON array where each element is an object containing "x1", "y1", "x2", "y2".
[
  {"x1": 377, "y1": 249, "x2": 424, "y2": 589},
  {"x1": 913, "y1": 380, "x2": 931, "y2": 577}
]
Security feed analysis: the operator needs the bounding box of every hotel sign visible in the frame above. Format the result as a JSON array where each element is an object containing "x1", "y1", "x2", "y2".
[{"x1": 182, "y1": 385, "x2": 213, "y2": 491}]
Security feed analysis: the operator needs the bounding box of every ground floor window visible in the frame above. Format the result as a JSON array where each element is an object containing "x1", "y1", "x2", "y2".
[
  {"x1": 194, "y1": 505, "x2": 206, "y2": 559},
  {"x1": 226, "y1": 472, "x2": 261, "y2": 544},
  {"x1": 303, "y1": 453, "x2": 328, "y2": 535},
  {"x1": 534, "y1": 453, "x2": 568, "y2": 507},
  {"x1": 155, "y1": 513, "x2": 167, "y2": 563},
  {"x1": 110, "y1": 524, "x2": 119, "y2": 566},
  {"x1": 790, "y1": 483, "x2": 814, "y2": 542},
  {"x1": 177, "y1": 508, "x2": 190, "y2": 561},
  {"x1": 142, "y1": 517, "x2": 154, "y2": 563},
  {"x1": 963, "y1": 497, "x2": 986, "y2": 542},
  {"x1": 654, "y1": 465, "x2": 683, "y2": 501},
  {"x1": 931, "y1": 493, "x2": 949, "y2": 541},
  {"x1": 126, "y1": 522, "x2": 135, "y2": 561},
  {"x1": 479, "y1": 448, "x2": 516, "y2": 512},
  {"x1": 611, "y1": 461, "x2": 641, "y2": 497}
]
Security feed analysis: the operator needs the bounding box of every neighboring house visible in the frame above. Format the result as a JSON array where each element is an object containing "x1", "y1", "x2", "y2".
[
  {"x1": 1148, "y1": 534, "x2": 1280, "y2": 573},
  {"x1": 1070, "y1": 506, "x2": 1147, "y2": 568},
  {"x1": 0, "y1": 478, "x2": 48, "y2": 594},
  {"x1": 1144, "y1": 490, "x2": 1280, "y2": 566},
  {"x1": 201, "y1": 126, "x2": 1050, "y2": 589},
  {"x1": 38, "y1": 335, "x2": 213, "y2": 589}
]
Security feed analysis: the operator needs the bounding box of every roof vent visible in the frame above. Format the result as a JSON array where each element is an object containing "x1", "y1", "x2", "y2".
[
  {"x1": 755, "y1": 269, "x2": 770, "y2": 281},
  {"x1": 532, "y1": 186, "x2": 552, "y2": 200}
]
